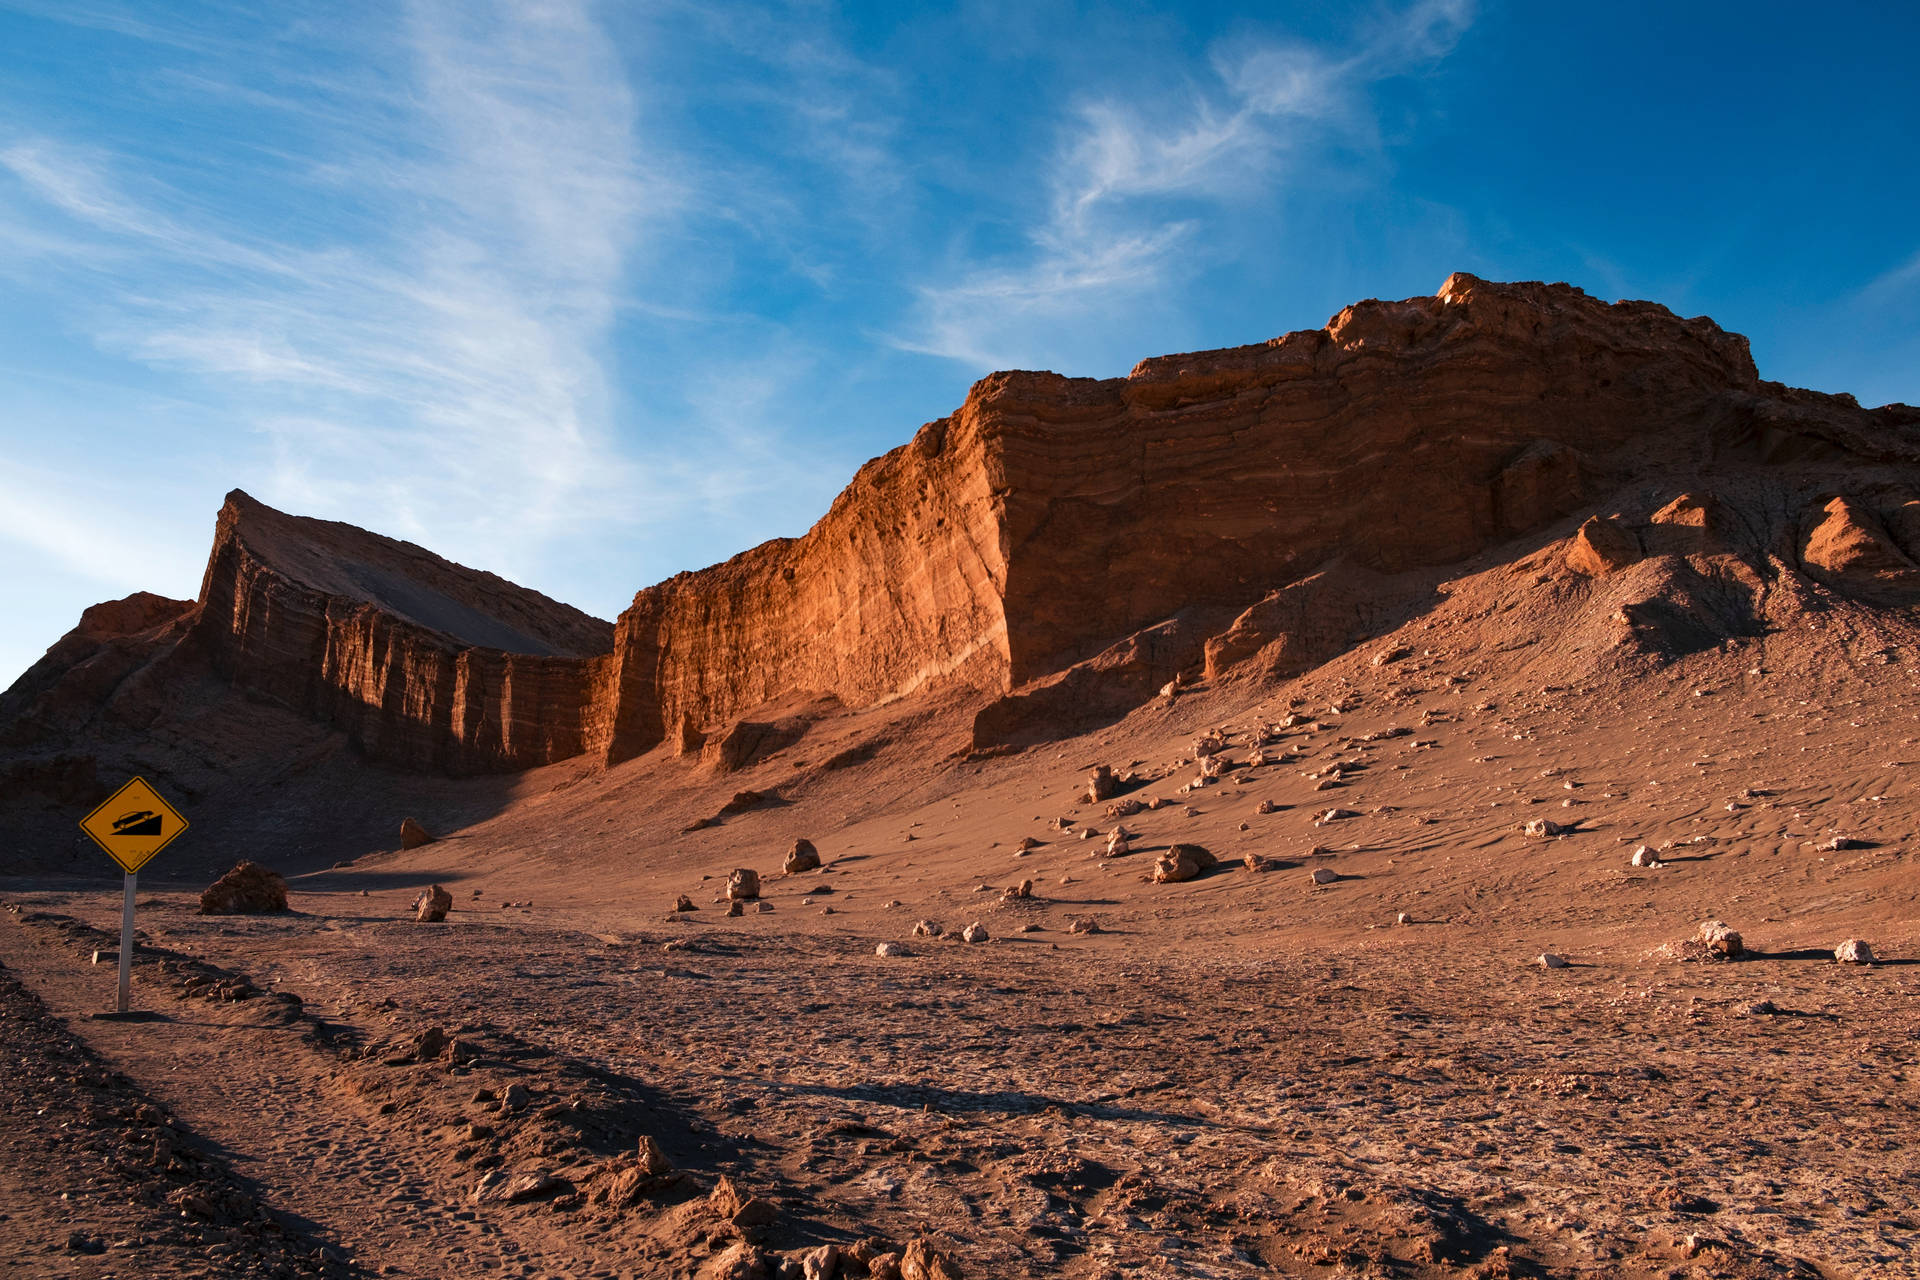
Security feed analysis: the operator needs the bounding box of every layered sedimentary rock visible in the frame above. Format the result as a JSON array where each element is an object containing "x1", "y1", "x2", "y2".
[
  {"x1": 10, "y1": 272, "x2": 1920, "y2": 776},
  {"x1": 597, "y1": 272, "x2": 1777, "y2": 758},
  {"x1": 184, "y1": 493, "x2": 614, "y2": 773}
]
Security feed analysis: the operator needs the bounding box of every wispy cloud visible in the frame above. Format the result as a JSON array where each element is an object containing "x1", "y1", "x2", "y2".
[
  {"x1": 0, "y1": 0, "x2": 692, "y2": 595},
  {"x1": 897, "y1": 0, "x2": 1476, "y2": 372}
]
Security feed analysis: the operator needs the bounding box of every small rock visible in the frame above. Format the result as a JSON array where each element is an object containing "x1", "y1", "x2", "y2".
[
  {"x1": 1066, "y1": 916, "x2": 1100, "y2": 935},
  {"x1": 1255, "y1": 799, "x2": 1279, "y2": 815},
  {"x1": 1316, "y1": 808, "x2": 1359, "y2": 823},
  {"x1": 1630, "y1": 845, "x2": 1662, "y2": 869},
  {"x1": 1693, "y1": 919, "x2": 1744, "y2": 959},
  {"x1": 1396, "y1": 911, "x2": 1411, "y2": 925},
  {"x1": 1243, "y1": 853, "x2": 1276, "y2": 873},
  {"x1": 1742, "y1": 1000, "x2": 1778, "y2": 1016},
  {"x1": 1539, "y1": 953, "x2": 1568, "y2": 969},
  {"x1": 912, "y1": 920, "x2": 943, "y2": 938},
  {"x1": 1151, "y1": 843, "x2": 1216, "y2": 884},
  {"x1": 875, "y1": 941, "x2": 910, "y2": 958},
  {"x1": 1834, "y1": 939, "x2": 1875, "y2": 964},
  {"x1": 1016, "y1": 836, "x2": 1041, "y2": 852},
  {"x1": 198, "y1": 861, "x2": 291, "y2": 915},
  {"x1": 400, "y1": 817, "x2": 436, "y2": 849},
  {"x1": 727, "y1": 868, "x2": 762, "y2": 901},
  {"x1": 900, "y1": 1238, "x2": 963, "y2": 1280},
  {"x1": 636, "y1": 1133, "x2": 672, "y2": 1176},
  {"x1": 673, "y1": 894, "x2": 698, "y2": 912},
  {"x1": 726, "y1": 900, "x2": 745, "y2": 918},
  {"x1": 960, "y1": 922, "x2": 989, "y2": 944},
  {"x1": 1310, "y1": 867, "x2": 1338, "y2": 885},
  {"x1": 1086, "y1": 765, "x2": 1116, "y2": 803},
  {"x1": 1818, "y1": 835, "x2": 1866, "y2": 851},
  {"x1": 413, "y1": 884, "x2": 453, "y2": 923},
  {"x1": 1003, "y1": 879, "x2": 1033, "y2": 901},
  {"x1": 755, "y1": 901, "x2": 773, "y2": 913},
  {"x1": 501, "y1": 1083, "x2": 532, "y2": 1112},
  {"x1": 783, "y1": 840, "x2": 821, "y2": 874},
  {"x1": 799, "y1": 1244, "x2": 841, "y2": 1280},
  {"x1": 1523, "y1": 818, "x2": 1572, "y2": 838}
]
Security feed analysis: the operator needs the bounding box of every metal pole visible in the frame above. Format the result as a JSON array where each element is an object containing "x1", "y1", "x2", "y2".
[{"x1": 116, "y1": 872, "x2": 135, "y2": 1014}]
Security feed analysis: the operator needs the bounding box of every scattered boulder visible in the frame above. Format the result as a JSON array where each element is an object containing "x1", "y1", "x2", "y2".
[
  {"x1": 198, "y1": 862, "x2": 290, "y2": 915},
  {"x1": 1818, "y1": 835, "x2": 1866, "y2": 851},
  {"x1": 1316, "y1": 808, "x2": 1359, "y2": 823},
  {"x1": 1310, "y1": 867, "x2": 1338, "y2": 885},
  {"x1": 960, "y1": 922, "x2": 989, "y2": 944},
  {"x1": 413, "y1": 884, "x2": 453, "y2": 923},
  {"x1": 1016, "y1": 836, "x2": 1041, "y2": 852},
  {"x1": 1565, "y1": 515, "x2": 1641, "y2": 576},
  {"x1": 727, "y1": 868, "x2": 762, "y2": 901},
  {"x1": 1003, "y1": 879, "x2": 1033, "y2": 901},
  {"x1": 673, "y1": 894, "x2": 698, "y2": 912},
  {"x1": 875, "y1": 941, "x2": 910, "y2": 958},
  {"x1": 912, "y1": 920, "x2": 943, "y2": 938},
  {"x1": 1105, "y1": 797, "x2": 1145, "y2": 818},
  {"x1": 1396, "y1": 912, "x2": 1411, "y2": 925},
  {"x1": 1255, "y1": 799, "x2": 1279, "y2": 815},
  {"x1": 901, "y1": 1239, "x2": 963, "y2": 1280},
  {"x1": 799, "y1": 1245, "x2": 842, "y2": 1280},
  {"x1": 705, "y1": 1241, "x2": 771, "y2": 1280},
  {"x1": 1834, "y1": 939, "x2": 1876, "y2": 965},
  {"x1": 1694, "y1": 919, "x2": 1744, "y2": 959},
  {"x1": 637, "y1": 1133, "x2": 673, "y2": 1176},
  {"x1": 726, "y1": 900, "x2": 745, "y2": 918},
  {"x1": 783, "y1": 840, "x2": 821, "y2": 875},
  {"x1": 1086, "y1": 765, "x2": 1116, "y2": 803},
  {"x1": 1243, "y1": 853, "x2": 1277, "y2": 873},
  {"x1": 1630, "y1": 845, "x2": 1663, "y2": 868},
  {"x1": 1151, "y1": 843, "x2": 1216, "y2": 884},
  {"x1": 1523, "y1": 818, "x2": 1573, "y2": 838},
  {"x1": 710, "y1": 1176, "x2": 779, "y2": 1228},
  {"x1": 1067, "y1": 917, "x2": 1100, "y2": 935},
  {"x1": 1539, "y1": 953, "x2": 1569, "y2": 969},
  {"x1": 399, "y1": 817, "x2": 436, "y2": 849},
  {"x1": 1372, "y1": 644, "x2": 1412, "y2": 666},
  {"x1": 1104, "y1": 829, "x2": 1130, "y2": 858}
]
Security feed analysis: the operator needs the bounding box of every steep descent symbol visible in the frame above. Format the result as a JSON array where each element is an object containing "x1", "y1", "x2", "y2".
[
  {"x1": 80, "y1": 778, "x2": 188, "y2": 874},
  {"x1": 112, "y1": 810, "x2": 164, "y2": 838}
]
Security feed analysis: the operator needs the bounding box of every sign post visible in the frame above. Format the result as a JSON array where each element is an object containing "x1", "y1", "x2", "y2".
[{"x1": 78, "y1": 778, "x2": 188, "y2": 1016}]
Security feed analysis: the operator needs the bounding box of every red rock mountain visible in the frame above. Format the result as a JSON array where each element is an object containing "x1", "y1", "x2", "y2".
[{"x1": 7, "y1": 273, "x2": 1919, "y2": 796}]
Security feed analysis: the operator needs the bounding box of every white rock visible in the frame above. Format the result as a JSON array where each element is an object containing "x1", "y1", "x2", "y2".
[
  {"x1": 1834, "y1": 939, "x2": 1876, "y2": 964},
  {"x1": 1630, "y1": 845, "x2": 1663, "y2": 868},
  {"x1": 960, "y1": 922, "x2": 989, "y2": 944},
  {"x1": 1539, "y1": 953, "x2": 1569, "y2": 969},
  {"x1": 874, "y1": 942, "x2": 910, "y2": 958}
]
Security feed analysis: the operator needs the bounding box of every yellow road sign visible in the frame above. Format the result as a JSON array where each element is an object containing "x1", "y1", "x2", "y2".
[{"x1": 80, "y1": 777, "x2": 188, "y2": 874}]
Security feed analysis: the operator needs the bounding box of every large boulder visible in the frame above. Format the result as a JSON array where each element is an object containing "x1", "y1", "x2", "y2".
[
  {"x1": 198, "y1": 862, "x2": 289, "y2": 915},
  {"x1": 727, "y1": 868, "x2": 761, "y2": 901}
]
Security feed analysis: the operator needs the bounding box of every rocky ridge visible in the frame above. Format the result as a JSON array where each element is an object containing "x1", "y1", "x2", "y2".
[{"x1": 6, "y1": 273, "x2": 1920, "y2": 792}]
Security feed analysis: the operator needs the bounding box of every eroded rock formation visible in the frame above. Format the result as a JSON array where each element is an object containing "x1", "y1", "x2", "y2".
[{"x1": 9, "y1": 272, "x2": 1920, "y2": 778}]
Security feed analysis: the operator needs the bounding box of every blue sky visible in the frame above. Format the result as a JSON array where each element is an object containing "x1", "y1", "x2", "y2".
[{"x1": 3, "y1": 1, "x2": 1916, "y2": 688}]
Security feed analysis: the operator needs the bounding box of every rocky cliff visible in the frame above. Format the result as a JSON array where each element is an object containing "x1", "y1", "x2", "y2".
[{"x1": 8, "y1": 273, "x2": 1918, "y2": 779}]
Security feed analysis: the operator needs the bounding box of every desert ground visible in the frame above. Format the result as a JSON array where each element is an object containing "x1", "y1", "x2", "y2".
[{"x1": 4, "y1": 555, "x2": 1917, "y2": 1280}]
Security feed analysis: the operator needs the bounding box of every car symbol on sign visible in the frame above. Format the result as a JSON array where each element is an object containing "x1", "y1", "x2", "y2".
[{"x1": 111, "y1": 810, "x2": 164, "y2": 837}]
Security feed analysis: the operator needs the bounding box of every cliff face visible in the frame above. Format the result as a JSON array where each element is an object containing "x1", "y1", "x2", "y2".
[
  {"x1": 9, "y1": 272, "x2": 1915, "y2": 778},
  {"x1": 596, "y1": 272, "x2": 1768, "y2": 758},
  {"x1": 184, "y1": 493, "x2": 614, "y2": 774}
]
